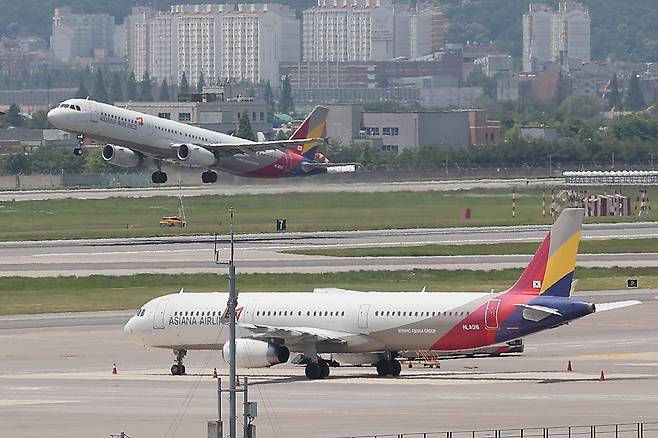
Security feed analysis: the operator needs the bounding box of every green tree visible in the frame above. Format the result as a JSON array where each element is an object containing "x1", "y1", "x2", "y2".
[
  {"x1": 264, "y1": 80, "x2": 275, "y2": 117},
  {"x1": 26, "y1": 110, "x2": 50, "y2": 129},
  {"x1": 605, "y1": 74, "x2": 623, "y2": 112},
  {"x1": 179, "y1": 72, "x2": 190, "y2": 94},
  {"x1": 624, "y1": 72, "x2": 646, "y2": 111},
  {"x1": 91, "y1": 69, "x2": 108, "y2": 103},
  {"x1": 278, "y1": 75, "x2": 294, "y2": 114},
  {"x1": 140, "y1": 71, "x2": 153, "y2": 101},
  {"x1": 5, "y1": 103, "x2": 23, "y2": 127},
  {"x1": 75, "y1": 81, "x2": 89, "y2": 99},
  {"x1": 196, "y1": 72, "x2": 205, "y2": 93},
  {"x1": 110, "y1": 73, "x2": 124, "y2": 102},
  {"x1": 159, "y1": 79, "x2": 170, "y2": 101},
  {"x1": 126, "y1": 71, "x2": 138, "y2": 100},
  {"x1": 558, "y1": 95, "x2": 604, "y2": 119},
  {"x1": 84, "y1": 148, "x2": 114, "y2": 174},
  {"x1": 464, "y1": 69, "x2": 496, "y2": 99},
  {"x1": 236, "y1": 111, "x2": 255, "y2": 141},
  {"x1": 275, "y1": 129, "x2": 290, "y2": 141}
]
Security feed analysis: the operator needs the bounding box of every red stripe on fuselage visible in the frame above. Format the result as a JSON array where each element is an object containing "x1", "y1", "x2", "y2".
[
  {"x1": 241, "y1": 150, "x2": 304, "y2": 178},
  {"x1": 431, "y1": 293, "x2": 535, "y2": 350}
]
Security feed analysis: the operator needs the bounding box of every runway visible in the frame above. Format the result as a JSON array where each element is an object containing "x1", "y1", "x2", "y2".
[
  {"x1": 0, "y1": 290, "x2": 656, "y2": 438},
  {"x1": 0, "y1": 178, "x2": 561, "y2": 202},
  {"x1": 0, "y1": 222, "x2": 657, "y2": 276}
]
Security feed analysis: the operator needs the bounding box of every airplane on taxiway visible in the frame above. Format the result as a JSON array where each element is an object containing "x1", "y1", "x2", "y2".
[
  {"x1": 124, "y1": 208, "x2": 640, "y2": 379},
  {"x1": 47, "y1": 99, "x2": 355, "y2": 184}
]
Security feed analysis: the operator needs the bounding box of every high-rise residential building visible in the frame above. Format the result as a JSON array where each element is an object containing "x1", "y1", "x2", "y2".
[
  {"x1": 125, "y1": 4, "x2": 300, "y2": 89},
  {"x1": 522, "y1": 1, "x2": 590, "y2": 72},
  {"x1": 522, "y1": 4, "x2": 554, "y2": 72},
  {"x1": 302, "y1": 0, "x2": 396, "y2": 62},
  {"x1": 219, "y1": 4, "x2": 300, "y2": 85},
  {"x1": 51, "y1": 8, "x2": 116, "y2": 62},
  {"x1": 409, "y1": 6, "x2": 444, "y2": 59},
  {"x1": 552, "y1": 1, "x2": 590, "y2": 68}
]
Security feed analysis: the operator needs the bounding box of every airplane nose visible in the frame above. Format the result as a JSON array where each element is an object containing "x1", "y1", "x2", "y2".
[
  {"x1": 47, "y1": 108, "x2": 65, "y2": 127},
  {"x1": 124, "y1": 316, "x2": 136, "y2": 337}
]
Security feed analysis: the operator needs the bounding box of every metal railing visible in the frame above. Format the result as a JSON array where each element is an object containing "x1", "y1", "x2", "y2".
[{"x1": 335, "y1": 421, "x2": 658, "y2": 438}]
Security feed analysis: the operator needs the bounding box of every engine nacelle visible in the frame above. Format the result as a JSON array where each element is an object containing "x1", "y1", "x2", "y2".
[
  {"x1": 222, "y1": 339, "x2": 290, "y2": 368},
  {"x1": 101, "y1": 144, "x2": 141, "y2": 168},
  {"x1": 176, "y1": 144, "x2": 217, "y2": 167}
]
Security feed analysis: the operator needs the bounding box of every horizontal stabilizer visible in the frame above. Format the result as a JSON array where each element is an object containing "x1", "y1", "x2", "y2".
[
  {"x1": 515, "y1": 303, "x2": 562, "y2": 322},
  {"x1": 313, "y1": 287, "x2": 362, "y2": 294},
  {"x1": 595, "y1": 300, "x2": 641, "y2": 313},
  {"x1": 301, "y1": 162, "x2": 359, "y2": 173}
]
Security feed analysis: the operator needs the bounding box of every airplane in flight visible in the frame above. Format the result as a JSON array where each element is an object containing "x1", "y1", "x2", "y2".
[
  {"x1": 46, "y1": 99, "x2": 355, "y2": 184},
  {"x1": 124, "y1": 208, "x2": 640, "y2": 379}
]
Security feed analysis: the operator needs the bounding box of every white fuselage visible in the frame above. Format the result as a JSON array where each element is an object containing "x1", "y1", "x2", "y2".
[{"x1": 124, "y1": 290, "x2": 495, "y2": 353}]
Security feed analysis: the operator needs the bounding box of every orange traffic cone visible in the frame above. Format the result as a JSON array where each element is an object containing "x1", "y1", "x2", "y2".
[
  {"x1": 112, "y1": 364, "x2": 117, "y2": 375},
  {"x1": 599, "y1": 370, "x2": 606, "y2": 382},
  {"x1": 567, "y1": 360, "x2": 573, "y2": 372},
  {"x1": 212, "y1": 368, "x2": 218, "y2": 378}
]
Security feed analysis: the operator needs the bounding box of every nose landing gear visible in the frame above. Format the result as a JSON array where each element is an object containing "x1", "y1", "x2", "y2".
[{"x1": 171, "y1": 349, "x2": 187, "y2": 375}]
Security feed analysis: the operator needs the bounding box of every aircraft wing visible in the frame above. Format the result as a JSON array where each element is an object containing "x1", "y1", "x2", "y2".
[
  {"x1": 595, "y1": 300, "x2": 642, "y2": 312},
  {"x1": 173, "y1": 138, "x2": 325, "y2": 155},
  {"x1": 238, "y1": 323, "x2": 350, "y2": 345}
]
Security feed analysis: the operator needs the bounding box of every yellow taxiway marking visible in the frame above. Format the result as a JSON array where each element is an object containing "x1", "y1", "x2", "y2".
[{"x1": 580, "y1": 352, "x2": 658, "y2": 360}]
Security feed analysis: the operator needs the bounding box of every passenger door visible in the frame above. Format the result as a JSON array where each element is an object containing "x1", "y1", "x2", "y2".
[
  {"x1": 153, "y1": 299, "x2": 169, "y2": 329},
  {"x1": 358, "y1": 304, "x2": 370, "y2": 330},
  {"x1": 484, "y1": 299, "x2": 501, "y2": 330}
]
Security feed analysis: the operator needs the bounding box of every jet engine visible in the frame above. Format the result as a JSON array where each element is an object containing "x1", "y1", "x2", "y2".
[
  {"x1": 176, "y1": 144, "x2": 217, "y2": 167},
  {"x1": 101, "y1": 145, "x2": 141, "y2": 168},
  {"x1": 222, "y1": 339, "x2": 290, "y2": 368}
]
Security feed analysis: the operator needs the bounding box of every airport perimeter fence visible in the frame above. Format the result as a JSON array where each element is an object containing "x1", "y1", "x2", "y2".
[{"x1": 337, "y1": 421, "x2": 658, "y2": 438}]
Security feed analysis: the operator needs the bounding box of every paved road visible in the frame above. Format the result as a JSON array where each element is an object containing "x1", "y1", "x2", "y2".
[
  {"x1": 0, "y1": 222, "x2": 657, "y2": 276},
  {"x1": 0, "y1": 291, "x2": 656, "y2": 438},
  {"x1": 0, "y1": 178, "x2": 562, "y2": 201}
]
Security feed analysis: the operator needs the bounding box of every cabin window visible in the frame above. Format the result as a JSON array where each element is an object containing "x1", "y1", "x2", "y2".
[
  {"x1": 414, "y1": 311, "x2": 418, "y2": 316},
  {"x1": 298, "y1": 311, "x2": 302, "y2": 316},
  {"x1": 341, "y1": 311, "x2": 345, "y2": 316},
  {"x1": 374, "y1": 311, "x2": 378, "y2": 316},
  {"x1": 324, "y1": 311, "x2": 328, "y2": 316},
  {"x1": 313, "y1": 311, "x2": 317, "y2": 316}
]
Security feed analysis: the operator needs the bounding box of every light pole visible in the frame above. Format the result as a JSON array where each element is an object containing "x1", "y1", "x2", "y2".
[{"x1": 227, "y1": 207, "x2": 237, "y2": 438}]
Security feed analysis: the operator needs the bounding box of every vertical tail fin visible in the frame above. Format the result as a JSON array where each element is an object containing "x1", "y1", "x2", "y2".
[
  {"x1": 507, "y1": 208, "x2": 584, "y2": 297},
  {"x1": 288, "y1": 106, "x2": 328, "y2": 159}
]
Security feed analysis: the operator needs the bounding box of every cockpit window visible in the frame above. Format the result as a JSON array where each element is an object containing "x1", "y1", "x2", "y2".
[
  {"x1": 75, "y1": 105, "x2": 81, "y2": 111},
  {"x1": 136, "y1": 308, "x2": 146, "y2": 316}
]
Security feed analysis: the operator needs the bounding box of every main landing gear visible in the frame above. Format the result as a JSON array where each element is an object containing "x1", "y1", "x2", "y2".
[
  {"x1": 201, "y1": 170, "x2": 218, "y2": 184},
  {"x1": 74, "y1": 134, "x2": 84, "y2": 155},
  {"x1": 171, "y1": 349, "x2": 187, "y2": 375},
  {"x1": 305, "y1": 359, "x2": 330, "y2": 380},
  {"x1": 152, "y1": 170, "x2": 168, "y2": 184},
  {"x1": 375, "y1": 354, "x2": 402, "y2": 377}
]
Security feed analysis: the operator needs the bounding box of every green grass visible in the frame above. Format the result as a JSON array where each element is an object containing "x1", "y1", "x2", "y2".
[
  {"x1": 1, "y1": 268, "x2": 656, "y2": 315},
  {"x1": 0, "y1": 187, "x2": 655, "y2": 241},
  {"x1": 285, "y1": 238, "x2": 658, "y2": 257}
]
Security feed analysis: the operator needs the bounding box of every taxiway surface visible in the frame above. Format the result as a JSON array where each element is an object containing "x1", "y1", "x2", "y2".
[
  {"x1": 0, "y1": 290, "x2": 656, "y2": 438},
  {"x1": 0, "y1": 222, "x2": 657, "y2": 276}
]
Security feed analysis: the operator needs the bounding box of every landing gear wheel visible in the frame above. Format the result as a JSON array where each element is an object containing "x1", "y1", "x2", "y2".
[
  {"x1": 73, "y1": 147, "x2": 83, "y2": 156},
  {"x1": 152, "y1": 171, "x2": 168, "y2": 184},
  {"x1": 319, "y1": 361, "x2": 330, "y2": 379},
  {"x1": 305, "y1": 362, "x2": 321, "y2": 380},
  {"x1": 201, "y1": 170, "x2": 218, "y2": 184},
  {"x1": 172, "y1": 349, "x2": 187, "y2": 375},
  {"x1": 389, "y1": 359, "x2": 402, "y2": 377},
  {"x1": 376, "y1": 360, "x2": 391, "y2": 377}
]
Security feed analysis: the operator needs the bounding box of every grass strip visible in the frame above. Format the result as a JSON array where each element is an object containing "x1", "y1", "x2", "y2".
[
  {"x1": 1, "y1": 267, "x2": 655, "y2": 315},
  {"x1": 0, "y1": 188, "x2": 655, "y2": 241},
  {"x1": 284, "y1": 238, "x2": 658, "y2": 257}
]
